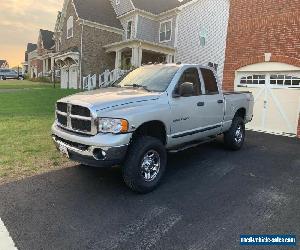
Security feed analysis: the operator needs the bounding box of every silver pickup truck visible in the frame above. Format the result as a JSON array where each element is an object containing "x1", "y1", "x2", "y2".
[{"x1": 52, "y1": 64, "x2": 254, "y2": 193}]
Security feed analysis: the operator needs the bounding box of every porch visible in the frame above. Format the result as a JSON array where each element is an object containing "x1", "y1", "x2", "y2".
[
  {"x1": 54, "y1": 51, "x2": 80, "y2": 89},
  {"x1": 103, "y1": 39, "x2": 175, "y2": 70}
]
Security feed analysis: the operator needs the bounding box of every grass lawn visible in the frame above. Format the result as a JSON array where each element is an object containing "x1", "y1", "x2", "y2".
[
  {"x1": 0, "y1": 79, "x2": 58, "y2": 89},
  {"x1": 0, "y1": 80, "x2": 79, "y2": 184}
]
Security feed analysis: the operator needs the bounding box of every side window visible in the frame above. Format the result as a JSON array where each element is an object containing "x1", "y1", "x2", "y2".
[
  {"x1": 200, "y1": 68, "x2": 219, "y2": 94},
  {"x1": 67, "y1": 16, "x2": 74, "y2": 39},
  {"x1": 176, "y1": 68, "x2": 202, "y2": 97}
]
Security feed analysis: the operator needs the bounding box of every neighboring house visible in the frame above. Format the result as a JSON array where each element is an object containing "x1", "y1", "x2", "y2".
[
  {"x1": 107, "y1": 0, "x2": 193, "y2": 71},
  {"x1": 37, "y1": 29, "x2": 56, "y2": 77},
  {"x1": 223, "y1": 0, "x2": 300, "y2": 137},
  {"x1": 28, "y1": 49, "x2": 42, "y2": 78},
  {"x1": 53, "y1": 0, "x2": 123, "y2": 89},
  {"x1": 175, "y1": 0, "x2": 230, "y2": 82},
  {"x1": 53, "y1": 0, "x2": 195, "y2": 89},
  {"x1": 22, "y1": 43, "x2": 37, "y2": 75},
  {"x1": 0, "y1": 60, "x2": 9, "y2": 69}
]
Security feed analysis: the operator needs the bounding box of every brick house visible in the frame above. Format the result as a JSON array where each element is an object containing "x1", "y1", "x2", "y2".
[
  {"x1": 53, "y1": 0, "x2": 123, "y2": 89},
  {"x1": 27, "y1": 29, "x2": 55, "y2": 78},
  {"x1": 37, "y1": 29, "x2": 56, "y2": 77},
  {"x1": 22, "y1": 43, "x2": 37, "y2": 75},
  {"x1": 0, "y1": 60, "x2": 9, "y2": 69},
  {"x1": 223, "y1": 0, "x2": 300, "y2": 137}
]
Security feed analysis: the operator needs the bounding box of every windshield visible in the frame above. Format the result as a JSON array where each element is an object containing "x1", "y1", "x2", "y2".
[{"x1": 116, "y1": 66, "x2": 179, "y2": 92}]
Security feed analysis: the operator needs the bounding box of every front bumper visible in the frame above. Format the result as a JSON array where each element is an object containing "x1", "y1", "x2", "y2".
[{"x1": 52, "y1": 124, "x2": 131, "y2": 167}]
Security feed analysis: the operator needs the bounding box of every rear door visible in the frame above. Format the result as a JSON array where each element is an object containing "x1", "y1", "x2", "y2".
[{"x1": 199, "y1": 67, "x2": 224, "y2": 135}]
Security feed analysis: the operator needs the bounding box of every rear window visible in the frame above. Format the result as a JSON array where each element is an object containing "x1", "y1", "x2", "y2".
[{"x1": 201, "y1": 68, "x2": 219, "y2": 94}]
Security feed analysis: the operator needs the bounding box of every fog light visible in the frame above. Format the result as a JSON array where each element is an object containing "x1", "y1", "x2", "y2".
[{"x1": 93, "y1": 148, "x2": 105, "y2": 160}]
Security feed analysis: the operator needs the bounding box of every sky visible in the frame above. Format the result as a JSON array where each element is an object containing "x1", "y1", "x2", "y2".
[{"x1": 0, "y1": 0, "x2": 63, "y2": 67}]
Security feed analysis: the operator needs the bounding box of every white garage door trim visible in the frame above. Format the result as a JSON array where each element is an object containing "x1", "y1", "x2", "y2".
[{"x1": 235, "y1": 62, "x2": 300, "y2": 137}]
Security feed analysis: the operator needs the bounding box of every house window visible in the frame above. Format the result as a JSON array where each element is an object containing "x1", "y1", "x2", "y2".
[
  {"x1": 67, "y1": 16, "x2": 74, "y2": 39},
  {"x1": 159, "y1": 20, "x2": 172, "y2": 42},
  {"x1": 126, "y1": 20, "x2": 133, "y2": 39},
  {"x1": 199, "y1": 28, "x2": 207, "y2": 47}
]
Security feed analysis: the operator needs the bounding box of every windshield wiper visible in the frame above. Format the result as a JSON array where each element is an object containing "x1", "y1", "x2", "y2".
[{"x1": 124, "y1": 84, "x2": 151, "y2": 92}]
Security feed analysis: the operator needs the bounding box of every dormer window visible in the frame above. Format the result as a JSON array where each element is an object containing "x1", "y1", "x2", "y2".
[
  {"x1": 67, "y1": 16, "x2": 74, "y2": 39},
  {"x1": 126, "y1": 20, "x2": 133, "y2": 39},
  {"x1": 159, "y1": 20, "x2": 172, "y2": 42}
]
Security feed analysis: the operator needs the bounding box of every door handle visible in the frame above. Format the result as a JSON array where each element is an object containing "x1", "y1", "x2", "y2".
[
  {"x1": 217, "y1": 100, "x2": 224, "y2": 104},
  {"x1": 197, "y1": 102, "x2": 205, "y2": 107}
]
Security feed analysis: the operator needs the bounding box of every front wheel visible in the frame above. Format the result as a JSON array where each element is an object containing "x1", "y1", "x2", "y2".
[
  {"x1": 224, "y1": 116, "x2": 245, "y2": 150},
  {"x1": 122, "y1": 136, "x2": 167, "y2": 194}
]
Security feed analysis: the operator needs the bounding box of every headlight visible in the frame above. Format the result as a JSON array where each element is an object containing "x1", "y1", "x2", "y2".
[{"x1": 98, "y1": 118, "x2": 129, "y2": 134}]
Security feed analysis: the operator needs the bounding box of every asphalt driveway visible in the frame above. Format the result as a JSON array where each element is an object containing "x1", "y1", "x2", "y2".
[{"x1": 0, "y1": 131, "x2": 299, "y2": 250}]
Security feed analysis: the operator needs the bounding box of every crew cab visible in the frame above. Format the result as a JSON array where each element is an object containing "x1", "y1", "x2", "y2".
[{"x1": 52, "y1": 64, "x2": 254, "y2": 193}]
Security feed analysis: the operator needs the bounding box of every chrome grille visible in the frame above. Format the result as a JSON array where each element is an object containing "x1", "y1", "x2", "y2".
[{"x1": 56, "y1": 102, "x2": 96, "y2": 135}]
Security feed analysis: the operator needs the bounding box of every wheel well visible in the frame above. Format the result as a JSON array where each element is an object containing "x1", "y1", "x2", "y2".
[
  {"x1": 235, "y1": 108, "x2": 246, "y2": 120},
  {"x1": 132, "y1": 121, "x2": 167, "y2": 145}
]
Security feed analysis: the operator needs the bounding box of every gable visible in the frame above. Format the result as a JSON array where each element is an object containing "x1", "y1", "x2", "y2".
[{"x1": 131, "y1": 0, "x2": 193, "y2": 14}]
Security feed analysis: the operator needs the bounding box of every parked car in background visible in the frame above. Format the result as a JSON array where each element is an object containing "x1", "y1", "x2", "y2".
[{"x1": 0, "y1": 69, "x2": 24, "y2": 80}]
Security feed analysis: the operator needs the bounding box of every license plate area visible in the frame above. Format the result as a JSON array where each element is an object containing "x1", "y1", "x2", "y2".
[{"x1": 59, "y1": 144, "x2": 69, "y2": 158}]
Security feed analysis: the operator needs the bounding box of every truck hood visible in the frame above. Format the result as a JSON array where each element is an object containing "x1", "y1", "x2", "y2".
[{"x1": 59, "y1": 87, "x2": 162, "y2": 112}]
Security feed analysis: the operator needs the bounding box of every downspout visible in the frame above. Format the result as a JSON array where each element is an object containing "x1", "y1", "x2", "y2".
[{"x1": 80, "y1": 20, "x2": 84, "y2": 90}]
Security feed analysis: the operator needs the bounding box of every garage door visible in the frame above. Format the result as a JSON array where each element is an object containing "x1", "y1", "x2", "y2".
[
  {"x1": 69, "y1": 65, "x2": 78, "y2": 89},
  {"x1": 61, "y1": 68, "x2": 68, "y2": 89},
  {"x1": 235, "y1": 71, "x2": 300, "y2": 136}
]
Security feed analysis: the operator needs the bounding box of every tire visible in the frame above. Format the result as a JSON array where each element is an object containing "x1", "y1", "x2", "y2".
[
  {"x1": 224, "y1": 116, "x2": 245, "y2": 150},
  {"x1": 122, "y1": 136, "x2": 167, "y2": 194}
]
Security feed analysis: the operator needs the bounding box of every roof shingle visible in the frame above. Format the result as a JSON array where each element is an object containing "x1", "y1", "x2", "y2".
[
  {"x1": 73, "y1": 0, "x2": 122, "y2": 29},
  {"x1": 40, "y1": 30, "x2": 55, "y2": 50},
  {"x1": 131, "y1": 0, "x2": 192, "y2": 14}
]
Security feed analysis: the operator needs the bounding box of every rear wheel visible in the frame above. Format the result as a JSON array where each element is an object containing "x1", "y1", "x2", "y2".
[
  {"x1": 122, "y1": 136, "x2": 167, "y2": 194},
  {"x1": 224, "y1": 116, "x2": 245, "y2": 150}
]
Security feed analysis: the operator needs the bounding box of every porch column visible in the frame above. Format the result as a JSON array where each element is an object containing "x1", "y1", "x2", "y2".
[
  {"x1": 166, "y1": 54, "x2": 173, "y2": 63},
  {"x1": 131, "y1": 47, "x2": 142, "y2": 68},
  {"x1": 51, "y1": 57, "x2": 55, "y2": 82},
  {"x1": 138, "y1": 47, "x2": 142, "y2": 67},
  {"x1": 42, "y1": 60, "x2": 46, "y2": 75},
  {"x1": 45, "y1": 59, "x2": 49, "y2": 73},
  {"x1": 115, "y1": 50, "x2": 122, "y2": 69}
]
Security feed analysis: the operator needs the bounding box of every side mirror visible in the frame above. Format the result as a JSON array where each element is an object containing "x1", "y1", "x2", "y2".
[{"x1": 173, "y1": 82, "x2": 194, "y2": 98}]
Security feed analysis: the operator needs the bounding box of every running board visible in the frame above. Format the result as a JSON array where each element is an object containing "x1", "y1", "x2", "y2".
[{"x1": 168, "y1": 136, "x2": 217, "y2": 153}]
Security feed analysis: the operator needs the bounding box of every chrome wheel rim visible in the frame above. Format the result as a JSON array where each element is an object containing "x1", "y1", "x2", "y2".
[
  {"x1": 141, "y1": 150, "x2": 161, "y2": 182},
  {"x1": 234, "y1": 125, "x2": 243, "y2": 144}
]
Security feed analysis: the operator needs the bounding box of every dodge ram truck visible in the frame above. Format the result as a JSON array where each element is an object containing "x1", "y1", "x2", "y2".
[{"x1": 52, "y1": 64, "x2": 254, "y2": 193}]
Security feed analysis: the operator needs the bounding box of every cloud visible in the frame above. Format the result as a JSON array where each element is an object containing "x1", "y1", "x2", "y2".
[{"x1": 0, "y1": 0, "x2": 63, "y2": 66}]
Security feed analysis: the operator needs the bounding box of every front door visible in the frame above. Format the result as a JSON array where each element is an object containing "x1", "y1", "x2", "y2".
[
  {"x1": 236, "y1": 72, "x2": 300, "y2": 136},
  {"x1": 169, "y1": 67, "x2": 208, "y2": 143}
]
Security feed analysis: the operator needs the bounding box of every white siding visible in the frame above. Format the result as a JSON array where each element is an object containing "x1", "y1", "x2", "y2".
[{"x1": 176, "y1": 0, "x2": 229, "y2": 84}]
